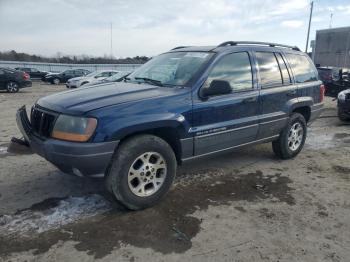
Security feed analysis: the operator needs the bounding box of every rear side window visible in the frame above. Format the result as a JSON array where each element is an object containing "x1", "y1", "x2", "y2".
[
  {"x1": 205, "y1": 52, "x2": 253, "y2": 91},
  {"x1": 255, "y1": 52, "x2": 282, "y2": 88},
  {"x1": 285, "y1": 54, "x2": 318, "y2": 83},
  {"x1": 275, "y1": 53, "x2": 291, "y2": 85}
]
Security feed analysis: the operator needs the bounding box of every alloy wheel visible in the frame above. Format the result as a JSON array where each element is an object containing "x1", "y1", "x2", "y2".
[
  {"x1": 127, "y1": 152, "x2": 167, "y2": 197},
  {"x1": 7, "y1": 82, "x2": 19, "y2": 93},
  {"x1": 287, "y1": 122, "x2": 304, "y2": 151}
]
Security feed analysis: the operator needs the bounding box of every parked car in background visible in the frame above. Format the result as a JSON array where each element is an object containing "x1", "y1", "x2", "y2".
[
  {"x1": 0, "y1": 67, "x2": 32, "y2": 93},
  {"x1": 83, "y1": 71, "x2": 131, "y2": 87},
  {"x1": 317, "y1": 67, "x2": 340, "y2": 84},
  {"x1": 16, "y1": 41, "x2": 324, "y2": 210},
  {"x1": 337, "y1": 88, "x2": 350, "y2": 121},
  {"x1": 66, "y1": 70, "x2": 120, "y2": 88},
  {"x1": 14, "y1": 67, "x2": 49, "y2": 79},
  {"x1": 43, "y1": 69, "x2": 91, "y2": 84},
  {"x1": 317, "y1": 67, "x2": 350, "y2": 97}
]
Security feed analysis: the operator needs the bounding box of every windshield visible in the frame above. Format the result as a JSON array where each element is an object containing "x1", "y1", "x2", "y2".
[
  {"x1": 127, "y1": 51, "x2": 213, "y2": 87},
  {"x1": 85, "y1": 71, "x2": 100, "y2": 77}
]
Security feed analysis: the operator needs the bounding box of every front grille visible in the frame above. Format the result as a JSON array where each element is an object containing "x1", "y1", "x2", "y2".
[{"x1": 30, "y1": 106, "x2": 57, "y2": 137}]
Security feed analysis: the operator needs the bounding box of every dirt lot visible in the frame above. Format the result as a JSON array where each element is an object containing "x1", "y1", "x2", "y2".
[{"x1": 0, "y1": 82, "x2": 349, "y2": 262}]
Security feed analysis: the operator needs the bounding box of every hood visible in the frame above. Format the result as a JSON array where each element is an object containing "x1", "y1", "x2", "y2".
[{"x1": 37, "y1": 82, "x2": 184, "y2": 115}]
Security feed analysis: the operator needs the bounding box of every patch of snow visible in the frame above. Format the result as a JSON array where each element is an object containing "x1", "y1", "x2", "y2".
[{"x1": 0, "y1": 194, "x2": 111, "y2": 236}]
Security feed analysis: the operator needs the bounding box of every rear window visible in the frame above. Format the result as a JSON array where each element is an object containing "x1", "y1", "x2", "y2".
[{"x1": 285, "y1": 54, "x2": 318, "y2": 83}]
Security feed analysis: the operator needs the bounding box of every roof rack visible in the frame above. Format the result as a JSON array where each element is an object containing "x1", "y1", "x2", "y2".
[
  {"x1": 217, "y1": 41, "x2": 301, "y2": 51},
  {"x1": 171, "y1": 46, "x2": 190, "y2": 50}
]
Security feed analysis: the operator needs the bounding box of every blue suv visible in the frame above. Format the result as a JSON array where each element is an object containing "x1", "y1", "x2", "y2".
[{"x1": 16, "y1": 41, "x2": 324, "y2": 210}]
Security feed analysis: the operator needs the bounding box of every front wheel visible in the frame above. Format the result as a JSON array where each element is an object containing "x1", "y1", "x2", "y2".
[
  {"x1": 52, "y1": 78, "x2": 60, "y2": 85},
  {"x1": 105, "y1": 135, "x2": 177, "y2": 210},
  {"x1": 272, "y1": 113, "x2": 307, "y2": 159},
  {"x1": 6, "y1": 81, "x2": 19, "y2": 93},
  {"x1": 338, "y1": 108, "x2": 350, "y2": 122}
]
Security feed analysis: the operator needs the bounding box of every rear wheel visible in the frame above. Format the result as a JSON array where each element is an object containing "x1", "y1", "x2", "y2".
[
  {"x1": 6, "y1": 81, "x2": 19, "y2": 93},
  {"x1": 272, "y1": 113, "x2": 307, "y2": 159},
  {"x1": 105, "y1": 135, "x2": 177, "y2": 210}
]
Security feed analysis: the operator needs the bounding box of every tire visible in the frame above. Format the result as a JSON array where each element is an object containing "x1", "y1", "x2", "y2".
[
  {"x1": 272, "y1": 113, "x2": 307, "y2": 159},
  {"x1": 6, "y1": 81, "x2": 19, "y2": 93},
  {"x1": 105, "y1": 134, "x2": 177, "y2": 210},
  {"x1": 52, "y1": 78, "x2": 60, "y2": 85},
  {"x1": 338, "y1": 108, "x2": 350, "y2": 122}
]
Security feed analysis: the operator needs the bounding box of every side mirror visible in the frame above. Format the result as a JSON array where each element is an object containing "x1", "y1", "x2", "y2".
[{"x1": 200, "y1": 80, "x2": 232, "y2": 98}]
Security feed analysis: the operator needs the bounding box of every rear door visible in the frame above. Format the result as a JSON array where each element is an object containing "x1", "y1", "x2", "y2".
[
  {"x1": 192, "y1": 51, "x2": 260, "y2": 156},
  {"x1": 255, "y1": 51, "x2": 295, "y2": 139},
  {"x1": 284, "y1": 53, "x2": 321, "y2": 103}
]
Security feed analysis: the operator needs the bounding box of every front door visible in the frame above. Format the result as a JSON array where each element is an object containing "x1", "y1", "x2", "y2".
[{"x1": 191, "y1": 51, "x2": 260, "y2": 156}]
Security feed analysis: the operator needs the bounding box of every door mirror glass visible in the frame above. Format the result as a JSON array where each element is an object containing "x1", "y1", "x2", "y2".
[{"x1": 200, "y1": 80, "x2": 232, "y2": 97}]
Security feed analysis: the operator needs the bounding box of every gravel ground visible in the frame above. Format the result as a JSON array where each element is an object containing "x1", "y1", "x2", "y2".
[{"x1": 0, "y1": 82, "x2": 349, "y2": 262}]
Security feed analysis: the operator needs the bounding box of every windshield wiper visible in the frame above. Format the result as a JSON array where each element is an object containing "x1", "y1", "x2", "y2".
[{"x1": 134, "y1": 77, "x2": 163, "y2": 86}]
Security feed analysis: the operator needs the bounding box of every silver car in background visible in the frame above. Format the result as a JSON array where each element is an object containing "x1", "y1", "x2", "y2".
[
  {"x1": 66, "y1": 70, "x2": 120, "y2": 88},
  {"x1": 83, "y1": 71, "x2": 131, "y2": 87}
]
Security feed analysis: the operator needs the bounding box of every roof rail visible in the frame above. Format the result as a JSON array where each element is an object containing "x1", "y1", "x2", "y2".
[
  {"x1": 171, "y1": 46, "x2": 190, "y2": 50},
  {"x1": 217, "y1": 41, "x2": 301, "y2": 51}
]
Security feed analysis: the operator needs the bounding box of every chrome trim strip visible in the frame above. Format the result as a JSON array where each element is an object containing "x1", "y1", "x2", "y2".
[
  {"x1": 182, "y1": 135, "x2": 279, "y2": 161},
  {"x1": 259, "y1": 117, "x2": 288, "y2": 125},
  {"x1": 180, "y1": 137, "x2": 193, "y2": 141},
  {"x1": 195, "y1": 124, "x2": 258, "y2": 138}
]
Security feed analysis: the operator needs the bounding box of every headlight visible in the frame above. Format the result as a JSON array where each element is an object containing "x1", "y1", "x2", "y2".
[
  {"x1": 338, "y1": 91, "x2": 346, "y2": 100},
  {"x1": 51, "y1": 115, "x2": 97, "y2": 142}
]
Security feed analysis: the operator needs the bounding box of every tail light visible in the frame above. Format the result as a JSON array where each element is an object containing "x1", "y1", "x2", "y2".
[
  {"x1": 23, "y1": 73, "x2": 30, "y2": 80},
  {"x1": 320, "y1": 84, "x2": 325, "y2": 102}
]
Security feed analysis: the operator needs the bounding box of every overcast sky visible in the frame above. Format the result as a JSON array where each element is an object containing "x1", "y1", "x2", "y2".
[{"x1": 0, "y1": 0, "x2": 349, "y2": 58}]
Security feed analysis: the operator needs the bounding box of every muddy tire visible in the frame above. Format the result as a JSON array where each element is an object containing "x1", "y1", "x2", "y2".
[
  {"x1": 338, "y1": 108, "x2": 350, "y2": 122},
  {"x1": 272, "y1": 113, "x2": 307, "y2": 159},
  {"x1": 105, "y1": 135, "x2": 177, "y2": 210}
]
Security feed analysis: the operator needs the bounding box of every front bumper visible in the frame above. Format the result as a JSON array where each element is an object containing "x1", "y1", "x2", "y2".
[
  {"x1": 16, "y1": 106, "x2": 119, "y2": 177},
  {"x1": 66, "y1": 82, "x2": 78, "y2": 88}
]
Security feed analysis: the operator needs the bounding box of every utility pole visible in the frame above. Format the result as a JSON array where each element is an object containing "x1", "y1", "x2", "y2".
[
  {"x1": 329, "y1": 13, "x2": 333, "y2": 28},
  {"x1": 305, "y1": 1, "x2": 314, "y2": 53},
  {"x1": 110, "y1": 22, "x2": 113, "y2": 58}
]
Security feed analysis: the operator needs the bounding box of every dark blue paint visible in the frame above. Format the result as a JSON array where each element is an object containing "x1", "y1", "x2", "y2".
[{"x1": 35, "y1": 45, "x2": 323, "y2": 160}]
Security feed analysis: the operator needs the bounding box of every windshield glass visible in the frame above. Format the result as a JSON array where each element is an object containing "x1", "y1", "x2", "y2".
[
  {"x1": 127, "y1": 51, "x2": 213, "y2": 87},
  {"x1": 85, "y1": 71, "x2": 100, "y2": 77}
]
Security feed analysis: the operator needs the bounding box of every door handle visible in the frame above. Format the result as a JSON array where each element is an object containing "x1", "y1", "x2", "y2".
[
  {"x1": 242, "y1": 97, "x2": 257, "y2": 103},
  {"x1": 286, "y1": 90, "x2": 297, "y2": 97}
]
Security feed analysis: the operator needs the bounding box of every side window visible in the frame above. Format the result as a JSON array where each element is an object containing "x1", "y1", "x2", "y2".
[
  {"x1": 285, "y1": 54, "x2": 318, "y2": 83},
  {"x1": 74, "y1": 70, "x2": 84, "y2": 76},
  {"x1": 205, "y1": 52, "x2": 253, "y2": 91},
  {"x1": 275, "y1": 53, "x2": 291, "y2": 85},
  {"x1": 255, "y1": 52, "x2": 282, "y2": 88}
]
